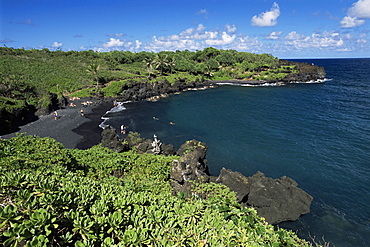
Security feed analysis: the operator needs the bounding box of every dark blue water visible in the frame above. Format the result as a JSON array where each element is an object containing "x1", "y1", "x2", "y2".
[{"x1": 103, "y1": 58, "x2": 370, "y2": 246}]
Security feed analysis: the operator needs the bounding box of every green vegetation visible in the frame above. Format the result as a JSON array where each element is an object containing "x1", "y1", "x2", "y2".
[
  {"x1": 0, "y1": 46, "x2": 299, "y2": 104},
  {"x1": 1, "y1": 46, "x2": 306, "y2": 134},
  {"x1": 0, "y1": 134, "x2": 318, "y2": 246}
]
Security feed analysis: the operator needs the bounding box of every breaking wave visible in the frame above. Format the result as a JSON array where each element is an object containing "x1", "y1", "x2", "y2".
[{"x1": 99, "y1": 101, "x2": 128, "y2": 129}]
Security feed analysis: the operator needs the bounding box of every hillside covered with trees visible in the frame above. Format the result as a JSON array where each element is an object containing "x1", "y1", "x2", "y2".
[{"x1": 0, "y1": 47, "x2": 325, "y2": 135}]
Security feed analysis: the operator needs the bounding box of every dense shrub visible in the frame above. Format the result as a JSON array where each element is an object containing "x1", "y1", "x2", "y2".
[{"x1": 0, "y1": 135, "x2": 315, "y2": 246}]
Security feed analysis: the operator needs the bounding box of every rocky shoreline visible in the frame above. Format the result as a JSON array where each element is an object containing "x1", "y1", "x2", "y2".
[
  {"x1": 1, "y1": 59, "x2": 326, "y2": 136},
  {"x1": 95, "y1": 72, "x2": 324, "y2": 224},
  {"x1": 107, "y1": 72, "x2": 326, "y2": 104},
  {"x1": 3, "y1": 70, "x2": 323, "y2": 223},
  {"x1": 101, "y1": 129, "x2": 313, "y2": 225}
]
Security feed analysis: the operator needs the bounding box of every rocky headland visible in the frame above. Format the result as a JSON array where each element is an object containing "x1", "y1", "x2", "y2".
[{"x1": 101, "y1": 128, "x2": 313, "y2": 225}]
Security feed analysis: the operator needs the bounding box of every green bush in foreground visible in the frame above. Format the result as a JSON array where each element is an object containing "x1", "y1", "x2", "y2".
[{"x1": 0, "y1": 135, "x2": 315, "y2": 246}]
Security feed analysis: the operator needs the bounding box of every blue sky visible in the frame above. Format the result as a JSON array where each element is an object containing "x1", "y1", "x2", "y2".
[{"x1": 1, "y1": 0, "x2": 370, "y2": 58}]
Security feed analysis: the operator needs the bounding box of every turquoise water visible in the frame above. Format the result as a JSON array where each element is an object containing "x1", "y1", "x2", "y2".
[{"x1": 103, "y1": 59, "x2": 370, "y2": 246}]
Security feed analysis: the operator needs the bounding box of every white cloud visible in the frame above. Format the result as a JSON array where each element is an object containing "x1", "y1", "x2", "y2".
[
  {"x1": 197, "y1": 9, "x2": 209, "y2": 16},
  {"x1": 103, "y1": 38, "x2": 124, "y2": 48},
  {"x1": 284, "y1": 31, "x2": 344, "y2": 49},
  {"x1": 95, "y1": 38, "x2": 140, "y2": 52},
  {"x1": 145, "y1": 36, "x2": 201, "y2": 51},
  {"x1": 196, "y1": 24, "x2": 206, "y2": 32},
  {"x1": 285, "y1": 31, "x2": 306, "y2": 40},
  {"x1": 180, "y1": 27, "x2": 195, "y2": 36},
  {"x1": 341, "y1": 16, "x2": 365, "y2": 28},
  {"x1": 348, "y1": 0, "x2": 370, "y2": 18},
  {"x1": 251, "y1": 2, "x2": 280, "y2": 27},
  {"x1": 266, "y1": 31, "x2": 283, "y2": 40},
  {"x1": 204, "y1": 32, "x2": 236, "y2": 46},
  {"x1": 52, "y1": 41, "x2": 62, "y2": 48},
  {"x1": 341, "y1": 0, "x2": 370, "y2": 28},
  {"x1": 233, "y1": 36, "x2": 263, "y2": 52},
  {"x1": 337, "y1": 48, "x2": 352, "y2": 52},
  {"x1": 204, "y1": 31, "x2": 218, "y2": 39},
  {"x1": 225, "y1": 24, "x2": 237, "y2": 33},
  {"x1": 135, "y1": 40, "x2": 142, "y2": 50},
  {"x1": 89, "y1": 21, "x2": 370, "y2": 57},
  {"x1": 107, "y1": 33, "x2": 126, "y2": 38},
  {"x1": 143, "y1": 24, "x2": 242, "y2": 51},
  {"x1": 343, "y1": 33, "x2": 353, "y2": 40},
  {"x1": 168, "y1": 35, "x2": 180, "y2": 41}
]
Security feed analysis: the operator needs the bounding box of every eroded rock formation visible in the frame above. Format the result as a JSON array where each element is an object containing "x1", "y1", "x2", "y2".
[
  {"x1": 170, "y1": 140, "x2": 210, "y2": 197},
  {"x1": 101, "y1": 129, "x2": 313, "y2": 224},
  {"x1": 101, "y1": 126, "x2": 128, "y2": 152},
  {"x1": 215, "y1": 168, "x2": 313, "y2": 224}
]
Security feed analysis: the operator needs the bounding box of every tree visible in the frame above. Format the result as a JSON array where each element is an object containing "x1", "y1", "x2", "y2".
[
  {"x1": 206, "y1": 58, "x2": 220, "y2": 71},
  {"x1": 154, "y1": 53, "x2": 169, "y2": 75},
  {"x1": 86, "y1": 63, "x2": 100, "y2": 88},
  {"x1": 143, "y1": 57, "x2": 155, "y2": 78},
  {"x1": 202, "y1": 47, "x2": 220, "y2": 60},
  {"x1": 174, "y1": 57, "x2": 195, "y2": 73},
  {"x1": 167, "y1": 56, "x2": 176, "y2": 74},
  {"x1": 215, "y1": 50, "x2": 237, "y2": 66}
]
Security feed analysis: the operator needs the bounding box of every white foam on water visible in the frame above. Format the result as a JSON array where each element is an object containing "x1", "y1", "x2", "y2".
[
  {"x1": 216, "y1": 82, "x2": 280, "y2": 87},
  {"x1": 99, "y1": 101, "x2": 129, "y2": 129},
  {"x1": 99, "y1": 117, "x2": 109, "y2": 129},
  {"x1": 289, "y1": 78, "x2": 331, "y2": 84},
  {"x1": 106, "y1": 101, "x2": 126, "y2": 114},
  {"x1": 216, "y1": 78, "x2": 331, "y2": 87}
]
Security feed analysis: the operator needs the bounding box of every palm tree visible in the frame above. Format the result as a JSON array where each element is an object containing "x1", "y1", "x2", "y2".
[
  {"x1": 154, "y1": 53, "x2": 169, "y2": 75},
  {"x1": 167, "y1": 56, "x2": 176, "y2": 74},
  {"x1": 143, "y1": 57, "x2": 155, "y2": 78},
  {"x1": 86, "y1": 63, "x2": 100, "y2": 88}
]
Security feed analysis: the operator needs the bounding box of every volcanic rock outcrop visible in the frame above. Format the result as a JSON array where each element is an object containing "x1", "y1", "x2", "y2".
[
  {"x1": 101, "y1": 129, "x2": 313, "y2": 224},
  {"x1": 215, "y1": 168, "x2": 313, "y2": 224}
]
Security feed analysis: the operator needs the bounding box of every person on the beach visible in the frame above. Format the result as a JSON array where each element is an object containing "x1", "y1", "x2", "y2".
[
  {"x1": 80, "y1": 109, "x2": 84, "y2": 116},
  {"x1": 53, "y1": 111, "x2": 58, "y2": 120},
  {"x1": 120, "y1": 124, "x2": 126, "y2": 134}
]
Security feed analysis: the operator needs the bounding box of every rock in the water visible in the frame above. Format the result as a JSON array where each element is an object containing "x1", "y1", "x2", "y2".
[
  {"x1": 161, "y1": 143, "x2": 176, "y2": 156},
  {"x1": 135, "y1": 139, "x2": 152, "y2": 153},
  {"x1": 216, "y1": 168, "x2": 313, "y2": 224},
  {"x1": 215, "y1": 168, "x2": 251, "y2": 203},
  {"x1": 101, "y1": 127, "x2": 127, "y2": 152},
  {"x1": 170, "y1": 140, "x2": 209, "y2": 197}
]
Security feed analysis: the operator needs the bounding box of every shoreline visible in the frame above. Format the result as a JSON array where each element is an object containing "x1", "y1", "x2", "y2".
[
  {"x1": 73, "y1": 101, "x2": 113, "y2": 149},
  {"x1": 2, "y1": 78, "x2": 327, "y2": 149},
  {"x1": 2, "y1": 97, "x2": 113, "y2": 149}
]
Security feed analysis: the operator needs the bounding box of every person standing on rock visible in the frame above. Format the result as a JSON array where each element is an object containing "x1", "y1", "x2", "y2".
[
  {"x1": 120, "y1": 124, "x2": 126, "y2": 134},
  {"x1": 53, "y1": 111, "x2": 58, "y2": 120}
]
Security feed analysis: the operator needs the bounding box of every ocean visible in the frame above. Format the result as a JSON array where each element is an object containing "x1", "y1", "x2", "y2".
[{"x1": 101, "y1": 58, "x2": 370, "y2": 246}]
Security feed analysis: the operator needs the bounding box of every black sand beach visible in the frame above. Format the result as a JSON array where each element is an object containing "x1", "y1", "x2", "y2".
[{"x1": 2, "y1": 98, "x2": 113, "y2": 149}]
